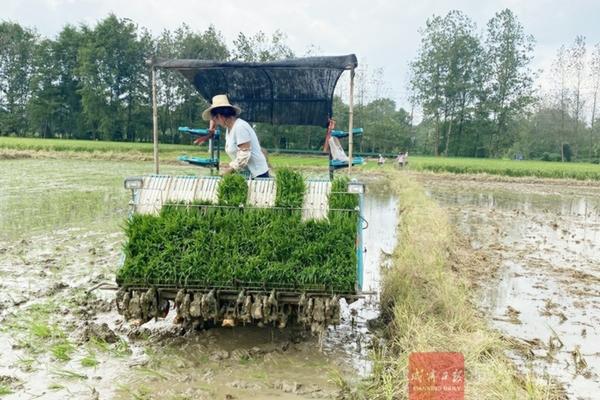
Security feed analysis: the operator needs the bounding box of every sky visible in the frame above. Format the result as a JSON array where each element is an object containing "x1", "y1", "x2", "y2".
[{"x1": 3, "y1": 0, "x2": 600, "y2": 109}]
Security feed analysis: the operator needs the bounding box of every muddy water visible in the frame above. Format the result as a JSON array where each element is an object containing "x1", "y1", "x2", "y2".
[
  {"x1": 419, "y1": 175, "x2": 600, "y2": 399},
  {"x1": 323, "y1": 182, "x2": 398, "y2": 375},
  {"x1": 0, "y1": 159, "x2": 397, "y2": 400}
]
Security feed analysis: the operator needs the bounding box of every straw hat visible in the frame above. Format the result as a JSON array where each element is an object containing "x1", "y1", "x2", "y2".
[{"x1": 202, "y1": 94, "x2": 241, "y2": 121}]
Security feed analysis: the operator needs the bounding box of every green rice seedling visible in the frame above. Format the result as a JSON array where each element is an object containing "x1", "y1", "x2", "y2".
[
  {"x1": 51, "y1": 342, "x2": 74, "y2": 362},
  {"x1": 81, "y1": 354, "x2": 99, "y2": 368},
  {"x1": 117, "y1": 384, "x2": 153, "y2": 400},
  {"x1": 30, "y1": 323, "x2": 52, "y2": 339},
  {"x1": 411, "y1": 156, "x2": 600, "y2": 181},
  {"x1": 50, "y1": 368, "x2": 87, "y2": 380},
  {"x1": 117, "y1": 170, "x2": 359, "y2": 292},
  {"x1": 16, "y1": 357, "x2": 35, "y2": 372},
  {"x1": 217, "y1": 173, "x2": 248, "y2": 206},
  {"x1": 137, "y1": 367, "x2": 168, "y2": 380},
  {"x1": 0, "y1": 385, "x2": 12, "y2": 395},
  {"x1": 111, "y1": 339, "x2": 132, "y2": 357},
  {"x1": 88, "y1": 337, "x2": 110, "y2": 353},
  {"x1": 329, "y1": 176, "x2": 359, "y2": 211},
  {"x1": 275, "y1": 168, "x2": 305, "y2": 208}
]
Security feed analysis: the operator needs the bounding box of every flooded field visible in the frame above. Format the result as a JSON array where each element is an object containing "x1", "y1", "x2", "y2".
[
  {"x1": 419, "y1": 174, "x2": 600, "y2": 400},
  {"x1": 0, "y1": 159, "x2": 396, "y2": 399}
]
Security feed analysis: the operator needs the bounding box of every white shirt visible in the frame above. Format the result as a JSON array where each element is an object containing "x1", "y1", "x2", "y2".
[{"x1": 225, "y1": 119, "x2": 269, "y2": 178}]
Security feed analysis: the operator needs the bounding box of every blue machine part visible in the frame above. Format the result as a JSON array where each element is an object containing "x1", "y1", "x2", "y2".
[
  {"x1": 356, "y1": 189, "x2": 365, "y2": 291},
  {"x1": 178, "y1": 126, "x2": 221, "y2": 138},
  {"x1": 178, "y1": 155, "x2": 219, "y2": 167},
  {"x1": 330, "y1": 156, "x2": 365, "y2": 170},
  {"x1": 330, "y1": 127, "x2": 363, "y2": 138},
  {"x1": 177, "y1": 126, "x2": 221, "y2": 169}
]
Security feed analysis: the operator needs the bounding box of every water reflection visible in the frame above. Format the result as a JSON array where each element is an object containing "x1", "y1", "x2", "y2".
[{"x1": 422, "y1": 178, "x2": 600, "y2": 399}]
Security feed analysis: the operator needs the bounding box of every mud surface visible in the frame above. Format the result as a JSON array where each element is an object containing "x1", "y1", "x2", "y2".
[
  {"x1": 0, "y1": 159, "x2": 397, "y2": 399},
  {"x1": 418, "y1": 174, "x2": 600, "y2": 400}
]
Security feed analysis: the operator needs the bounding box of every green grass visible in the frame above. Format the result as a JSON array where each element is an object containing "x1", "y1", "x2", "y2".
[
  {"x1": 2, "y1": 137, "x2": 599, "y2": 180},
  {"x1": 410, "y1": 155, "x2": 600, "y2": 181},
  {"x1": 0, "y1": 136, "x2": 362, "y2": 170},
  {"x1": 0, "y1": 136, "x2": 189, "y2": 154}
]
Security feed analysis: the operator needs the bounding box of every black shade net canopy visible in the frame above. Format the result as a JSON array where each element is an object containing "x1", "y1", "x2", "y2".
[{"x1": 153, "y1": 55, "x2": 357, "y2": 128}]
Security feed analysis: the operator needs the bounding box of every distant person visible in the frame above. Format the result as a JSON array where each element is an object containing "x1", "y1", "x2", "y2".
[
  {"x1": 377, "y1": 154, "x2": 385, "y2": 166},
  {"x1": 203, "y1": 94, "x2": 269, "y2": 178},
  {"x1": 396, "y1": 152, "x2": 405, "y2": 168}
]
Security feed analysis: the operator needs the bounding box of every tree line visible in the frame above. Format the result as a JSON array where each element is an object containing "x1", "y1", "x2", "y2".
[
  {"x1": 1, "y1": 11, "x2": 599, "y2": 160},
  {"x1": 0, "y1": 15, "x2": 409, "y2": 154},
  {"x1": 409, "y1": 9, "x2": 600, "y2": 162}
]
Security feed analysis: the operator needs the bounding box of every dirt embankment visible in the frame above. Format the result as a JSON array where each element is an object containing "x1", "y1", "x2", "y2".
[
  {"x1": 0, "y1": 148, "x2": 164, "y2": 163},
  {"x1": 363, "y1": 172, "x2": 566, "y2": 399}
]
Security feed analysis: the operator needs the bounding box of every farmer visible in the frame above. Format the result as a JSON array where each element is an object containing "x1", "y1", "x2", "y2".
[
  {"x1": 396, "y1": 152, "x2": 405, "y2": 168},
  {"x1": 203, "y1": 94, "x2": 269, "y2": 178}
]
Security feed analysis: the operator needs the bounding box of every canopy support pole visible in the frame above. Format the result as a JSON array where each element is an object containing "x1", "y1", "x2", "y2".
[
  {"x1": 348, "y1": 68, "x2": 355, "y2": 173},
  {"x1": 152, "y1": 66, "x2": 159, "y2": 174}
]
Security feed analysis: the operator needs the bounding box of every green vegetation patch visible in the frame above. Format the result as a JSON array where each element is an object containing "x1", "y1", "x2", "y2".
[
  {"x1": 51, "y1": 342, "x2": 74, "y2": 362},
  {"x1": 217, "y1": 173, "x2": 248, "y2": 206},
  {"x1": 1, "y1": 301, "x2": 72, "y2": 360},
  {"x1": 117, "y1": 171, "x2": 358, "y2": 292},
  {"x1": 0, "y1": 385, "x2": 12, "y2": 396},
  {"x1": 411, "y1": 156, "x2": 600, "y2": 181},
  {"x1": 275, "y1": 168, "x2": 305, "y2": 208},
  {"x1": 81, "y1": 354, "x2": 99, "y2": 368}
]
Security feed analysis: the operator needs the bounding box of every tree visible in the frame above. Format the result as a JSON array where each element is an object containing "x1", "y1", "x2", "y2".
[
  {"x1": 77, "y1": 15, "x2": 151, "y2": 141},
  {"x1": 52, "y1": 25, "x2": 86, "y2": 138},
  {"x1": 155, "y1": 24, "x2": 229, "y2": 143},
  {"x1": 589, "y1": 43, "x2": 600, "y2": 160},
  {"x1": 0, "y1": 22, "x2": 37, "y2": 135},
  {"x1": 411, "y1": 10, "x2": 482, "y2": 156},
  {"x1": 232, "y1": 30, "x2": 293, "y2": 62},
  {"x1": 567, "y1": 35, "x2": 586, "y2": 159},
  {"x1": 484, "y1": 9, "x2": 535, "y2": 156},
  {"x1": 551, "y1": 45, "x2": 571, "y2": 161},
  {"x1": 28, "y1": 38, "x2": 60, "y2": 138}
]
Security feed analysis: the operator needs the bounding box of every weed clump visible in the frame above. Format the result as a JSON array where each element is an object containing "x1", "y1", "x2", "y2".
[{"x1": 117, "y1": 171, "x2": 359, "y2": 292}]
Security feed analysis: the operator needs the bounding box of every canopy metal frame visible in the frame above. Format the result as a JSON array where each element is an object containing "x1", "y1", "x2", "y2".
[{"x1": 150, "y1": 55, "x2": 357, "y2": 174}]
